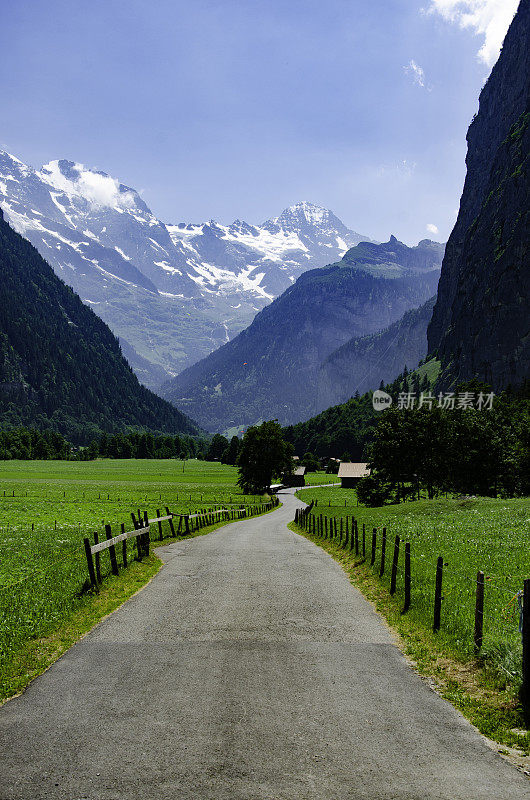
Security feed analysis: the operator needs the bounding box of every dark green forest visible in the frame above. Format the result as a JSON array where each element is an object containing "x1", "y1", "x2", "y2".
[
  {"x1": 285, "y1": 367, "x2": 529, "y2": 499},
  {"x1": 0, "y1": 209, "x2": 200, "y2": 443},
  {"x1": 0, "y1": 427, "x2": 207, "y2": 461}
]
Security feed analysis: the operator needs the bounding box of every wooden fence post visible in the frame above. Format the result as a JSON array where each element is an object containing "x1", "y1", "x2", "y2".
[
  {"x1": 93, "y1": 531, "x2": 101, "y2": 583},
  {"x1": 371, "y1": 529, "x2": 376, "y2": 566},
  {"x1": 132, "y1": 513, "x2": 143, "y2": 560},
  {"x1": 379, "y1": 527, "x2": 387, "y2": 577},
  {"x1": 84, "y1": 537, "x2": 98, "y2": 590},
  {"x1": 143, "y1": 512, "x2": 150, "y2": 557},
  {"x1": 403, "y1": 542, "x2": 411, "y2": 612},
  {"x1": 166, "y1": 507, "x2": 176, "y2": 537},
  {"x1": 362, "y1": 524, "x2": 366, "y2": 558},
  {"x1": 521, "y1": 579, "x2": 530, "y2": 726},
  {"x1": 340, "y1": 518, "x2": 343, "y2": 545},
  {"x1": 157, "y1": 509, "x2": 163, "y2": 541},
  {"x1": 105, "y1": 524, "x2": 119, "y2": 576},
  {"x1": 121, "y1": 522, "x2": 127, "y2": 568},
  {"x1": 390, "y1": 536, "x2": 400, "y2": 595},
  {"x1": 355, "y1": 520, "x2": 359, "y2": 556},
  {"x1": 474, "y1": 571, "x2": 484, "y2": 653},
  {"x1": 433, "y1": 556, "x2": 443, "y2": 632}
]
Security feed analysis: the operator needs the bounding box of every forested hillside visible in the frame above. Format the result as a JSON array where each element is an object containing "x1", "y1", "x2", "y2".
[{"x1": 0, "y1": 209, "x2": 200, "y2": 442}]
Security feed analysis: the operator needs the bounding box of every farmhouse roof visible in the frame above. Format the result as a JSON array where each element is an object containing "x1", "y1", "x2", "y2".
[
  {"x1": 338, "y1": 462, "x2": 370, "y2": 478},
  {"x1": 294, "y1": 466, "x2": 306, "y2": 476}
]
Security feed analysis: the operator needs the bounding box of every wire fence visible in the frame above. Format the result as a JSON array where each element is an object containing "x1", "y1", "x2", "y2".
[{"x1": 293, "y1": 507, "x2": 529, "y2": 714}]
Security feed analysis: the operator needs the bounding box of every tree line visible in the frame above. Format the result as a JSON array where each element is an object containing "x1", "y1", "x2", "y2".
[
  {"x1": 0, "y1": 428, "x2": 209, "y2": 461},
  {"x1": 357, "y1": 383, "x2": 529, "y2": 504}
]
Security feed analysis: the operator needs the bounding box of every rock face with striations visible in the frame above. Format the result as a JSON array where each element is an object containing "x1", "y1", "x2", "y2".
[{"x1": 428, "y1": 0, "x2": 530, "y2": 389}]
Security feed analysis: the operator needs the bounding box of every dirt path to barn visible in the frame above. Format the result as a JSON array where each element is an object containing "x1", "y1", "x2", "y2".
[{"x1": 0, "y1": 489, "x2": 528, "y2": 799}]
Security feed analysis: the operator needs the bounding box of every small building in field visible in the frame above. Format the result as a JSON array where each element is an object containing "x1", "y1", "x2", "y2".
[
  {"x1": 294, "y1": 466, "x2": 306, "y2": 486},
  {"x1": 282, "y1": 465, "x2": 306, "y2": 487},
  {"x1": 338, "y1": 462, "x2": 370, "y2": 488}
]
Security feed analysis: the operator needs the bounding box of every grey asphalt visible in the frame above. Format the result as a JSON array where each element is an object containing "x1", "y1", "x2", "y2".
[{"x1": 1, "y1": 490, "x2": 528, "y2": 800}]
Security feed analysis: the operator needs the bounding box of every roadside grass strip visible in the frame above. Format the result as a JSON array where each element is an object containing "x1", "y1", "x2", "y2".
[
  {"x1": 0, "y1": 459, "x2": 281, "y2": 702},
  {"x1": 292, "y1": 488, "x2": 530, "y2": 755}
]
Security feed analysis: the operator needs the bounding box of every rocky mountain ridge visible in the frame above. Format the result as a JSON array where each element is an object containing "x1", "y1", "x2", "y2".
[
  {"x1": 0, "y1": 152, "x2": 370, "y2": 387},
  {"x1": 161, "y1": 238, "x2": 443, "y2": 431}
]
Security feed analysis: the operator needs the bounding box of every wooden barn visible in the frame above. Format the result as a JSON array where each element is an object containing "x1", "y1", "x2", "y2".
[
  {"x1": 338, "y1": 462, "x2": 370, "y2": 488},
  {"x1": 283, "y1": 466, "x2": 306, "y2": 487},
  {"x1": 294, "y1": 466, "x2": 306, "y2": 486}
]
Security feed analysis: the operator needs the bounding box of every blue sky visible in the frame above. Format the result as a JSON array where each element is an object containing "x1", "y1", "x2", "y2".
[{"x1": 0, "y1": 0, "x2": 518, "y2": 244}]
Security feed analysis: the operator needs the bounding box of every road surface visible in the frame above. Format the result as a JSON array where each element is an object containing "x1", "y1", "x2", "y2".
[{"x1": 1, "y1": 490, "x2": 528, "y2": 799}]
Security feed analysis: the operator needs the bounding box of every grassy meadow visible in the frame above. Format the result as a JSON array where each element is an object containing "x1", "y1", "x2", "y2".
[
  {"x1": 294, "y1": 486, "x2": 530, "y2": 749},
  {"x1": 296, "y1": 485, "x2": 529, "y2": 681},
  {"x1": 0, "y1": 458, "x2": 270, "y2": 700}
]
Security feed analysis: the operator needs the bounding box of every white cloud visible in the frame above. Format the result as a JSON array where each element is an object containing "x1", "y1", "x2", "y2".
[
  {"x1": 425, "y1": 0, "x2": 519, "y2": 66},
  {"x1": 38, "y1": 160, "x2": 137, "y2": 211},
  {"x1": 404, "y1": 59, "x2": 426, "y2": 87},
  {"x1": 426, "y1": 223, "x2": 439, "y2": 234}
]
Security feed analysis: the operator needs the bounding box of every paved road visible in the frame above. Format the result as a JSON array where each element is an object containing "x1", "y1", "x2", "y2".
[{"x1": 1, "y1": 490, "x2": 528, "y2": 799}]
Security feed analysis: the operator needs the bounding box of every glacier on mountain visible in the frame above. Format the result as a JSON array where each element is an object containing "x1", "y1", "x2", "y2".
[{"x1": 0, "y1": 150, "x2": 372, "y2": 388}]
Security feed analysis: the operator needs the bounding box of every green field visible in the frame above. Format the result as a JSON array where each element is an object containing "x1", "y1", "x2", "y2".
[
  {"x1": 0, "y1": 458, "x2": 275, "y2": 699},
  {"x1": 301, "y1": 471, "x2": 340, "y2": 486},
  {"x1": 296, "y1": 486, "x2": 529, "y2": 682},
  {"x1": 0, "y1": 458, "x2": 260, "y2": 581}
]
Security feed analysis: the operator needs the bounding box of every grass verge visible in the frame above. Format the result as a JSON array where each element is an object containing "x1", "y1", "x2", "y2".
[
  {"x1": 288, "y1": 520, "x2": 530, "y2": 764},
  {"x1": 1, "y1": 502, "x2": 279, "y2": 704}
]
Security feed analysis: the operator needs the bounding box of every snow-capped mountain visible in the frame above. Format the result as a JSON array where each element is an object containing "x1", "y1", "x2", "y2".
[{"x1": 0, "y1": 151, "x2": 371, "y2": 387}]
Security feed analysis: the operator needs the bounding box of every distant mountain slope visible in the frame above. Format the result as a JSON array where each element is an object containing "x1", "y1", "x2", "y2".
[
  {"x1": 428, "y1": 0, "x2": 529, "y2": 388},
  {"x1": 317, "y1": 296, "x2": 436, "y2": 410},
  {"x1": 161, "y1": 238, "x2": 443, "y2": 431},
  {"x1": 0, "y1": 208, "x2": 200, "y2": 442},
  {"x1": 0, "y1": 152, "x2": 371, "y2": 386}
]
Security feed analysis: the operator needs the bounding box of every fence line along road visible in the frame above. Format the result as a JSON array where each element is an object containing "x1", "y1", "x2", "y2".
[{"x1": 294, "y1": 504, "x2": 530, "y2": 725}]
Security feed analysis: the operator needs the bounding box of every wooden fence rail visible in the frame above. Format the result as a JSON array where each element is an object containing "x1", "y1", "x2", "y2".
[
  {"x1": 84, "y1": 524, "x2": 149, "y2": 590},
  {"x1": 83, "y1": 497, "x2": 279, "y2": 592}
]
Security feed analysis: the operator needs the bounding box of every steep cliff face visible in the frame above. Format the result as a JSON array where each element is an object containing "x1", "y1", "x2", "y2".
[
  {"x1": 428, "y1": 0, "x2": 530, "y2": 388},
  {"x1": 317, "y1": 296, "x2": 435, "y2": 410}
]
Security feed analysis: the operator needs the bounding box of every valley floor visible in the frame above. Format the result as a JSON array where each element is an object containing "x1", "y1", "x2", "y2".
[{"x1": 0, "y1": 490, "x2": 528, "y2": 799}]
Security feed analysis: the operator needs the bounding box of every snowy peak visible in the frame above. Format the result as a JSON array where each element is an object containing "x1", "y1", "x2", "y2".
[
  {"x1": 38, "y1": 159, "x2": 147, "y2": 215},
  {"x1": 0, "y1": 148, "x2": 376, "y2": 388},
  {"x1": 262, "y1": 200, "x2": 371, "y2": 251},
  {"x1": 265, "y1": 201, "x2": 341, "y2": 230}
]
